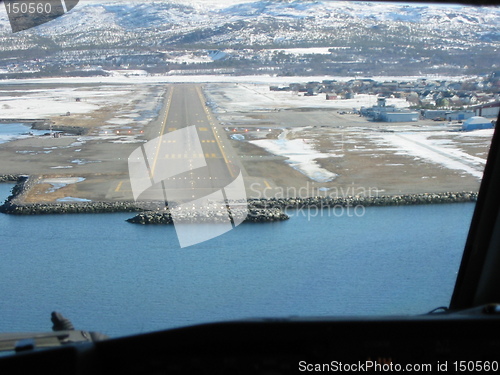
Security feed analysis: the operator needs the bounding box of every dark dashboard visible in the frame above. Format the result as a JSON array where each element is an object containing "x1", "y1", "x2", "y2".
[{"x1": 2, "y1": 308, "x2": 500, "y2": 374}]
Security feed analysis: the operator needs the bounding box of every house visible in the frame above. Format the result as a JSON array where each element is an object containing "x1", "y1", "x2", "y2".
[{"x1": 449, "y1": 95, "x2": 463, "y2": 107}]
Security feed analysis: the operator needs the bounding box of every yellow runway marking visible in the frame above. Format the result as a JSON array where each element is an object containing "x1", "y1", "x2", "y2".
[
  {"x1": 199, "y1": 127, "x2": 208, "y2": 131},
  {"x1": 115, "y1": 181, "x2": 124, "y2": 192},
  {"x1": 152, "y1": 87, "x2": 174, "y2": 176},
  {"x1": 264, "y1": 180, "x2": 271, "y2": 189},
  {"x1": 195, "y1": 86, "x2": 234, "y2": 177}
]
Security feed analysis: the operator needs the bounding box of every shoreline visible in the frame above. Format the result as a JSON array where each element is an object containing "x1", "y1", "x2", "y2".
[
  {"x1": 0, "y1": 175, "x2": 23, "y2": 183},
  {"x1": 0, "y1": 175, "x2": 478, "y2": 223}
]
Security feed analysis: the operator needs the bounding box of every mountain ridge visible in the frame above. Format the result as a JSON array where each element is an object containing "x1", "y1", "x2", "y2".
[{"x1": 0, "y1": 1, "x2": 498, "y2": 77}]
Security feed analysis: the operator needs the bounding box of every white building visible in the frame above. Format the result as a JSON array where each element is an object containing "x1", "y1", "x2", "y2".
[{"x1": 475, "y1": 102, "x2": 500, "y2": 118}]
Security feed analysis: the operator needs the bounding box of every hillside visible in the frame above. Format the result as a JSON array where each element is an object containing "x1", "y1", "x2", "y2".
[{"x1": 0, "y1": 1, "x2": 499, "y2": 77}]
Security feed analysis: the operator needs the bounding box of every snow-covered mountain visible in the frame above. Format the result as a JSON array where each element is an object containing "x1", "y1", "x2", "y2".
[
  {"x1": 6, "y1": 1, "x2": 497, "y2": 44},
  {"x1": 0, "y1": 1, "x2": 499, "y2": 77}
]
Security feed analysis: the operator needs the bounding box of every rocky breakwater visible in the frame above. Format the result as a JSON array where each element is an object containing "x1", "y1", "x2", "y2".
[
  {"x1": 0, "y1": 175, "x2": 23, "y2": 183},
  {"x1": 126, "y1": 191, "x2": 477, "y2": 226},
  {"x1": 126, "y1": 205, "x2": 289, "y2": 225},
  {"x1": 1, "y1": 200, "x2": 145, "y2": 215},
  {"x1": 0, "y1": 176, "x2": 477, "y2": 220},
  {"x1": 247, "y1": 192, "x2": 478, "y2": 210},
  {"x1": 0, "y1": 175, "x2": 145, "y2": 215},
  {"x1": 31, "y1": 123, "x2": 89, "y2": 135}
]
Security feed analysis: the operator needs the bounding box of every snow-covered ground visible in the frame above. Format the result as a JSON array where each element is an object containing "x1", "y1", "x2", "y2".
[
  {"x1": 206, "y1": 83, "x2": 409, "y2": 112},
  {"x1": 265, "y1": 47, "x2": 342, "y2": 55},
  {"x1": 0, "y1": 77, "x2": 493, "y2": 185},
  {"x1": 40, "y1": 177, "x2": 86, "y2": 192},
  {"x1": 456, "y1": 129, "x2": 495, "y2": 138},
  {"x1": 373, "y1": 130, "x2": 493, "y2": 180},
  {"x1": 0, "y1": 88, "x2": 99, "y2": 118},
  {"x1": 250, "y1": 128, "x2": 339, "y2": 183},
  {"x1": 0, "y1": 83, "x2": 165, "y2": 148},
  {"x1": 203, "y1": 81, "x2": 493, "y2": 184},
  {"x1": 0, "y1": 74, "x2": 473, "y2": 87},
  {"x1": 0, "y1": 85, "x2": 157, "y2": 119},
  {"x1": 56, "y1": 197, "x2": 92, "y2": 202}
]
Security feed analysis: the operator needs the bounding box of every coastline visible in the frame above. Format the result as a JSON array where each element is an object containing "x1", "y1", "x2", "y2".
[
  {"x1": 0, "y1": 175, "x2": 478, "y2": 224},
  {"x1": 0, "y1": 174, "x2": 22, "y2": 183},
  {"x1": 0, "y1": 82, "x2": 488, "y2": 222}
]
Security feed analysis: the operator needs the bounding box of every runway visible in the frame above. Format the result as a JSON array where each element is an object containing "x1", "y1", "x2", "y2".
[{"x1": 127, "y1": 84, "x2": 245, "y2": 204}]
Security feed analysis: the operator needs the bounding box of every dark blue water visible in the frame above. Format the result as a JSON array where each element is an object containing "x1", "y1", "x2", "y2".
[{"x1": 0, "y1": 184, "x2": 474, "y2": 338}]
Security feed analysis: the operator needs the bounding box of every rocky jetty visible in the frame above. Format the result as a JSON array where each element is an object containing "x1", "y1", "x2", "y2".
[
  {"x1": 0, "y1": 175, "x2": 478, "y2": 223},
  {"x1": 0, "y1": 200, "x2": 145, "y2": 215},
  {"x1": 246, "y1": 192, "x2": 478, "y2": 210},
  {"x1": 0, "y1": 175, "x2": 23, "y2": 183},
  {"x1": 126, "y1": 207, "x2": 289, "y2": 225},
  {"x1": 125, "y1": 192, "x2": 477, "y2": 225},
  {"x1": 31, "y1": 123, "x2": 88, "y2": 135},
  {"x1": 0, "y1": 175, "x2": 145, "y2": 215}
]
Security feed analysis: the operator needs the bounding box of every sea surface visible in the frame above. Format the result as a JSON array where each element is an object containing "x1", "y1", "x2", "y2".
[
  {"x1": 0, "y1": 123, "x2": 47, "y2": 144},
  {"x1": 0, "y1": 183, "x2": 475, "y2": 338}
]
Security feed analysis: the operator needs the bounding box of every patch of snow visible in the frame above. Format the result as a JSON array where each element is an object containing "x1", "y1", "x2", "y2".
[
  {"x1": 71, "y1": 159, "x2": 101, "y2": 165},
  {"x1": 0, "y1": 75, "x2": 472, "y2": 87},
  {"x1": 250, "y1": 130, "x2": 338, "y2": 182},
  {"x1": 267, "y1": 47, "x2": 337, "y2": 55},
  {"x1": 106, "y1": 118, "x2": 132, "y2": 125},
  {"x1": 110, "y1": 137, "x2": 146, "y2": 143},
  {"x1": 40, "y1": 177, "x2": 86, "y2": 192},
  {"x1": 107, "y1": 70, "x2": 148, "y2": 76},
  {"x1": 0, "y1": 84, "x2": 162, "y2": 124},
  {"x1": 457, "y1": 128, "x2": 495, "y2": 138},
  {"x1": 230, "y1": 134, "x2": 245, "y2": 141},
  {"x1": 205, "y1": 83, "x2": 409, "y2": 113},
  {"x1": 375, "y1": 132, "x2": 486, "y2": 179},
  {"x1": 56, "y1": 197, "x2": 92, "y2": 202},
  {"x1": 50, "y1": 165, "x2": 74, "y2": 169}
]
